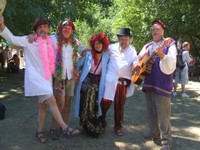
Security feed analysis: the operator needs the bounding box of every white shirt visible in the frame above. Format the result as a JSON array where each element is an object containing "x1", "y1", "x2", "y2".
[
  {"x1": 138, "y1": 38, "x2": 177, "y2": 75},
  {"x1": 0, "y1": 27, "x2": 53, "y2": 96},
  {"x1": 104, "y1": 43, "x2": 138, "y2": 101},
  {"x1": 51, "y1": 34, "x2": 86, "y2": 79},
  {"x1": 182, "y1": 50, "x2": 192, "y2": 69}
]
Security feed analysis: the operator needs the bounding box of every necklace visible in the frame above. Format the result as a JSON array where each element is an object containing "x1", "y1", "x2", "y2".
[{"x1": 54, "y1": 33, "x2": 79, "y2": 104}]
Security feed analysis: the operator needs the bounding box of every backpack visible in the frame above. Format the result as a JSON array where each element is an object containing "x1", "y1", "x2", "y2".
[
  {"x1": 176, "y1": 49, "x2": 185, "y2": 70},
  {"x1": 0, "y1": 102, "x2": 6, "y2": 120}
]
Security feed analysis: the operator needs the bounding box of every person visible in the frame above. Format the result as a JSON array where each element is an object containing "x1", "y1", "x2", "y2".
[
  {"x1": 0, "y1": 46, "x2": 5, "y2": 70},
  {"x1": 100, "y1": 28, "x2": 137, "y2": 136},
  {"x1": 173, "y1": 41, "x2": 193, "y2": 98},
  {"x1": 49, "y1": 20, "x2": 86, "y2": 140},
  {"x1": 74, "y1": 32, "x2": 110, "y2": 138},
  {"x1": 0, "y1": 17, "x2": 80, "y2": 143},
  {"x1": 133, "y1": 19, "x2": 176, "y2": 150},
  {"x1": 7, "y1": 54, "x2": 20, "y2": 73}
]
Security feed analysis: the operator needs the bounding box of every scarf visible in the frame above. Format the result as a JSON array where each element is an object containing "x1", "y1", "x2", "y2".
[{"x1": 37, "y1": 36, "x2": 55, "y2": 80}]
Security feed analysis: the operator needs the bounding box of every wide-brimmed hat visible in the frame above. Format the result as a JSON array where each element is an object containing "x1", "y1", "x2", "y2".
[
  {"x1": 32, "y1": 19, "x2": 50, "y2": 32},
  {"x1": 117, "y1": 28, "x2": 132, "y2": 37}
]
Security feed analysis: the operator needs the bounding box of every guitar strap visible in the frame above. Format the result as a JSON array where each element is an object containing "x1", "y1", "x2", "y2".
[{"x1": 145, "y1": 42, "x2": 153, "y2": 56}]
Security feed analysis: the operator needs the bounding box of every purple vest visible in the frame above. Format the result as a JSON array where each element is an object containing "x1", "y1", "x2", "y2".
[{"x1": 142, "y1": 39, "x2": 175, "y2": 97}]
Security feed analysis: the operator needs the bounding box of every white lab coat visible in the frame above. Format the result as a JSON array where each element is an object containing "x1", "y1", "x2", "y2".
[
  {"x1": 0, "y1": 27, "x2": 53, "y2": 96},
  {"x1": 103, "y1": 43, "x2": 138, "y2": 101}
]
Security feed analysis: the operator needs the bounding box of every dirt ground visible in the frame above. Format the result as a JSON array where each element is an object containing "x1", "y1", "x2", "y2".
[{"x1": 0, "y1": 69, "x2": 200, "y2": 150}]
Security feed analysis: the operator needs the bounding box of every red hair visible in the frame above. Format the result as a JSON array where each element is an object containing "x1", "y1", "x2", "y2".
[{"x1": 89, "y1": 32, "x2": 110, "y2": 65}]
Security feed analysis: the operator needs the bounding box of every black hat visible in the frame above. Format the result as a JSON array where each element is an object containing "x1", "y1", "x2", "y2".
[{"x1": 117, "y1": 28, "x2": 132, "y2": 37}]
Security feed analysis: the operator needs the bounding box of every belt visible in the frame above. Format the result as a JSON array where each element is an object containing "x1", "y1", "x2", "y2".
[
  {"x1": 118, "y1": 78, "x2": 127, "y2": 85},
  {"x1": 118, "y1": 78, "x2": 131, "y2": 87}
]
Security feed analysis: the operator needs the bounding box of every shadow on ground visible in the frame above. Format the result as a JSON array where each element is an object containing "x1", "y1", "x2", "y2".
[{"x1": 0, "y1": 70, "x2": 200, "y2": 150}]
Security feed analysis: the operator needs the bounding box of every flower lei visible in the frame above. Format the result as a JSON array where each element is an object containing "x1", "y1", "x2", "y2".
[
  {"x1": 37, "y1": 36, "x2": 55, "y2": 80},
  {"x1": 54, "y1": 33, "x2": 79, "y2": 104}
]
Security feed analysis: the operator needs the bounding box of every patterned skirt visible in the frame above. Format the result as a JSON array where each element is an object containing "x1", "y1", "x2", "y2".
[{"x1": 79, "y1": 75, "x2": 102, "y2": 138}]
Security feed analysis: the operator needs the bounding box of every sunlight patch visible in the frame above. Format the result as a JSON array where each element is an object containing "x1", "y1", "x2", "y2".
[
  {"x1": 115, "y1": 141, "x2": 140, "y2": 149},
  {"x1": 171, "y1": 116, "x2": 180, "y2": 120},
  {"x1": 184, "y1": 127, "x2": 200, "y2": 139},
  {"x1": 0, "y1": 94, "x2": 6, "y2": 98}
]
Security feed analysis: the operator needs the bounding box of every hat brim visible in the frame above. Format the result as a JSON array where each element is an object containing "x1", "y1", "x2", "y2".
[{"x1": 117, "y1": 34, "x2": 132, "y2": 37}]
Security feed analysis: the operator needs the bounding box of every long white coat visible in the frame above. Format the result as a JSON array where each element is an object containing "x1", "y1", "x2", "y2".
[
  {"x1": 103, "y1": 43, "x2": 138, "y2": 101},
  {"x1": 0, "y1": 27, "x2": 53, "y2": 96}
]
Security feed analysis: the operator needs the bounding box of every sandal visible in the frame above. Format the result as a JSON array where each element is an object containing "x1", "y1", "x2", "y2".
[
  {"x1": 48, "y1": 129, "x2": 59, "y2": 140},
  {"x1": 62, "y1": 126, "x2": 80, "y2": 137},
  {"x1": 115, "y1": 129, "x2": 124, "y2": 136},
  {"x1": 35, "y1": 131, "x2": 49, "y2": 143}
]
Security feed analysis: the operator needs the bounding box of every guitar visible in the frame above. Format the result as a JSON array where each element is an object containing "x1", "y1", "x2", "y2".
[{"x1": 131, "y1": 38, "x2": 173, "y2": 85}]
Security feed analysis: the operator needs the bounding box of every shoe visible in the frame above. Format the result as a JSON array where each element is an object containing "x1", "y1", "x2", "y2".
[
  {"x1": 115, "y1": 129, "x2": 124, "y2": 136},
  {"x1": 35, "y1": 131, "x2": 49, "y2": 143},
  {"x1": 181, "y1": 93, "x2": 189, "y2": 98},
  {"x1": 62, "y1": 126, "x2": 80, "y2": 137},
  {"x1": 142, "y1": 135, "x2": 160, "y2": 142},
  {"x1": 160, "y1": 144, "x2": 171, "y2": 150},
  {"x1": 48, "y1": 129, "x2": 59, "y2": 140},
  {"x1": 172, "y1": 92, "x2": 177, "y2": 96}
]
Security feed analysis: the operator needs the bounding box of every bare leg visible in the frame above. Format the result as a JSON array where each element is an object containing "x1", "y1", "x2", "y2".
[
  {"x1": 62, "y1": 95, "x2": 71, "y2": 123},
  {"x1": 48, "y1": 96, "x2": 67, "y2": 130},
  {"x1": 38, "y1": 103, "x2": 47, "y2": 132},
  {"x1": 181, "y1": 84, "x2": 186, "y2": 93},
  {"x1": 51, "y1": 96, "x2": 65, "y2": 129},
  {"x1": 173, "y1": 83, "x2": 178, "y2": 92}
]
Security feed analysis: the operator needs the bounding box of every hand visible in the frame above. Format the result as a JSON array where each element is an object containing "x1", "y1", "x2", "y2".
[
  {"x1": 132, "y1": 62, "x2": 141, "y2": 75},
  {"x1": 81, "y1": 48, "x2": 90, "y2": 57},
  {"x1": 0, "y1": 15, "x2": 5, "y2": 30},
  {"x1": 155, "y1": 46, "x2": 165, "y2": 59},
  {"x1": 27, "y1": 33, "x2": 37, "y2": 43}
]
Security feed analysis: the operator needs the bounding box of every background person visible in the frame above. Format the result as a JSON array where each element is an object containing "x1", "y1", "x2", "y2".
[
  {"x1": 173, "y1": 41, "x2": 193, "y2": 98},
  {"x1": 7, "y1": 54, "x2": 20, "y2": 73}
]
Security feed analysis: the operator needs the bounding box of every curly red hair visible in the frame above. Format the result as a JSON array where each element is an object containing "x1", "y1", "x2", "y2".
[
  {"x1": 89, "y1": 32, "x2": 110, "y2": 65},
  {"x1": 89, "y1": 32, "x2": 110, "y2": 52}
]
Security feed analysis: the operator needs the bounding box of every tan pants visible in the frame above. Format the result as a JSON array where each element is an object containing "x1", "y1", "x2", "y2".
[{"x1": 145, "y1": 91, "x2": 172, "y2": 145}]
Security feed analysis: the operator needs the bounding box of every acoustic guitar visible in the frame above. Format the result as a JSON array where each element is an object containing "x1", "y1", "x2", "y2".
[{"x1": 131, "y1": 38, "x2": 172, "y2": 85}]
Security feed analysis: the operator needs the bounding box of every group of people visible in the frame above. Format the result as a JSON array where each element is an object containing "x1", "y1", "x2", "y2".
[{"x1": 0, "y1": 15, "x2": 182, "y2": 150}]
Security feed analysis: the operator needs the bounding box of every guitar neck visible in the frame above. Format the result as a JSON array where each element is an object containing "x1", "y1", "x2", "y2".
[{"x1": 142, "y1": 51, "x2": 156, "y2": 67}]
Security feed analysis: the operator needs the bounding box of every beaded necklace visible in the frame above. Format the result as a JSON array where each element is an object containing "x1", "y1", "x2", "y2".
[{"x1": 54, "y1": 33, "x2": 79, "y2": 103}]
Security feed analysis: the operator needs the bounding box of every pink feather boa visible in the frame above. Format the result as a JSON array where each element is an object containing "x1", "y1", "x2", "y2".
[{"x1": 37, "y1": 36, "x2": 55, "y2": 80}]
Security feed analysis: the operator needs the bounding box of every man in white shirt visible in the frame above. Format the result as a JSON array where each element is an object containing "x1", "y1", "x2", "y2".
[
  {"x1": 100, "y1": 28, "x2": 137, "y2": 136},
  {"x1": 49, "y1": 20, "x2": 85, "y2": 139}
]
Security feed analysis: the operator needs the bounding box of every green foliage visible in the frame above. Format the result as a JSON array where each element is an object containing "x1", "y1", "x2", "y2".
[{"x1": 1, "y1": 0, "x2": 200, "y2": 57}]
